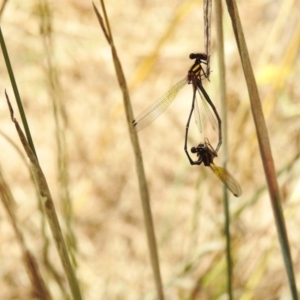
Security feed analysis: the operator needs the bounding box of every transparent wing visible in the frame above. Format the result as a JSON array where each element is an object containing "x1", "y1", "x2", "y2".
[
  {"x1": 209, "y1": 164, "x2": 242, "y2": 197},
  {"x1": 194, "y1": 93, "x2": 203, "y2": 134},
  {"x1": 132, "y1": 77, "x2": 187, "y2": 132},
  {"x1": 197, "y1": 88, "x2": 218, "y2": 132}
]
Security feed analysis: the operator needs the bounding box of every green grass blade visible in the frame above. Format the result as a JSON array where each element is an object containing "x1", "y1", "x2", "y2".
[
  {"x1": 215, "y1": 0, "x2": 233, "y2": 297},
  {"x1": 0, "y1": 26, "x2": 37, "y2": 159}
]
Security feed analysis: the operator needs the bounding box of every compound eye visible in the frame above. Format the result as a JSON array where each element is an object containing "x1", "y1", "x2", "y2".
[
  {"x1": 189, "y1": 53, "x2": 208, "y2": 61},
  {"x1": 191, "y1": 147, "x2": 197, "y2": 153},
  {"x1": 189, "y1": 53, "x2": 196, "y2": 59}
]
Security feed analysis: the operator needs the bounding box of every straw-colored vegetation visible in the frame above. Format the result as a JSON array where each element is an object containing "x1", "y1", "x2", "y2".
[{"x1": 0, "y1": 0, "x2": 299, "y2": 299}]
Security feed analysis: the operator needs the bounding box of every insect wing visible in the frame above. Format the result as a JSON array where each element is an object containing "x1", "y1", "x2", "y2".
[
  {"x1": 132, "y1": 77, "x2": 187, "y2": 132},
  {"x1": 209, "y1": 164, "x2": 242, "y2": 197},
  {"x1": 194, "y1": 92, "x2": 203, "y2": 134},
  {"x1": 197, "y1": 87, "x2": 218, "y2": 133}
]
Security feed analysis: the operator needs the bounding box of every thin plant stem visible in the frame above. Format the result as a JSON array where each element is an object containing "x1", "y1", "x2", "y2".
[
  {"x1": 215, "y1": 0, "x2": 233, "y2": 298},
  {"x1": 5, "y1": 92, "x2": 82, "y2": 300},
  {"x1": 0, "y1": 27, "x2": 38, "y2": 159},
  {"x1": 224, "y1": 0, "x2": 298, "y2": 298},
  {"x1": 0, "y1": 168, "x2": 52, "y2": 300},
  {"x1": 39, "y1": 0, "x2": 76, "y2": 267},
  {"x1": 93, "y1": 1, "x2": 165, "y2": 299}
]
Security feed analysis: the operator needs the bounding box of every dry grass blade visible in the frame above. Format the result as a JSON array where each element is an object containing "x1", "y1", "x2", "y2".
[
  {"x1": 0, "y1": 130, "x2": 67, "y2": 297},
  {"x1": 0, "y1": 129, "x2": 67, "y2": 296},
  {"x1": 38, "y1": 0, "x2": 77, "y2": 267},
  {"x1": 203, "y1": 0, "x2": 212, "y2": 79},
  {"x1": 224, "y1": 0, "x2": 298, "y2": 298},
  {"x1": 0, "y1": 169, "x2": 52, "y2": 300},
  {"x1": 5, "y1": 92, "x2": 82, "y2": 300},
  {"x1": 93, "y1": 1, "x2": 165, "y2": 299}
]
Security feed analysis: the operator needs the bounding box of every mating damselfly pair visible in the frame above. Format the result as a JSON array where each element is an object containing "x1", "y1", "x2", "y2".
[{"x1": 131, "y1": 53, "x2": 242, "y2": 197}]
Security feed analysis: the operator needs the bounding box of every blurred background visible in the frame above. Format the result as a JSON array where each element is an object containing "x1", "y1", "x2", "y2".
[{"x1": 0, "y1": 0, "x2": 299, "y2": 299}]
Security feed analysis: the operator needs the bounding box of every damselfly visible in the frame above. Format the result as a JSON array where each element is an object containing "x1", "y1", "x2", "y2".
[
  {"x1": 187, "y1": 138, "x2": 242, "y2": 197},
  {"x1": 132, "y1": 53, "x2": 222, "y2": 154}
]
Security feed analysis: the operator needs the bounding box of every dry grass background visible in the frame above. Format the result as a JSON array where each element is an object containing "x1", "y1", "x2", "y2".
[{"x1": 0, "y1": 0, "x2": 300, "y2": 299}]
